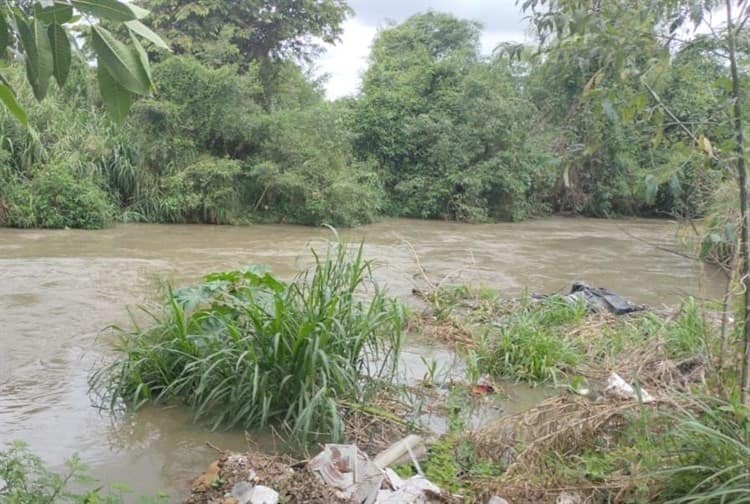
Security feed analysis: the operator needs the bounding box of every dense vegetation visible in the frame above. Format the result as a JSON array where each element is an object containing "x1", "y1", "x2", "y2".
[{"x1": 2, "y1": 1, "x2": 743, "y2": 229}]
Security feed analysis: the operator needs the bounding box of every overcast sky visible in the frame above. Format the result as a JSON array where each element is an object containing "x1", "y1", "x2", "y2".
[{"x1": 316, "y1": 0, "x2": 530, "y2": 99}]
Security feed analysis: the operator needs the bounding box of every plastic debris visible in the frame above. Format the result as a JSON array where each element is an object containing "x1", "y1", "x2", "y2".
[
  {"x1": 306, "y1": 438, "x2": 448, "y2": 503},
  {"x1": 228, "y1": 481, "x2": 279, "y2": 504},
  {"x1": 606, "y1": 372, "x2": 654, "y2": 403},
  {"x1": 535, "y1": 281, "x2": 643, "y2": 315},
  {"x1": 247, "y1": 486, "x2": 279, "y2": 504},
  {"x1": 376, "y1": 475, "x2": 442, "y2": 503},
  {"x1": 307, "y1": 444, "x2": 384, "y2": 504},
  {"x1": 373, "y1": 435, "x2": 426, "y2": 469},
  {"x1": 230, "y1": 481, "x2": 254, "y2": 503},
  {"x1": 486, "y1": 497, "x2": 510, "y2": 504},
  {"x1": 556, "y1": 492, "x2": 582, "y2": 504}
]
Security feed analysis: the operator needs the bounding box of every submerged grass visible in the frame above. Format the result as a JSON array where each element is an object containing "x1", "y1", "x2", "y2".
[{"x1": 91, "y1": 242, "x2": 405, "y2": 444}]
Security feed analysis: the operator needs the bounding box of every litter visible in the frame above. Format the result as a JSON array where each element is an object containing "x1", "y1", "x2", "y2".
[
  {"x1": 535, "y1": 281, "x2": 643, "y2": 315},
  {"x1": 606, "y1": 372, "x2": 655, "y2": 403}
]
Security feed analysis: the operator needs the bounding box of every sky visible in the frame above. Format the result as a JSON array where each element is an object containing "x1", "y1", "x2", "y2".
[{"x1": 316, "y1": 0, "x2": 530, "y2": 99}]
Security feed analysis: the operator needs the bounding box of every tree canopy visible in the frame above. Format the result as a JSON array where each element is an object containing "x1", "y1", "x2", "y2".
[{"x1": 140, "y1": 0, "x2": 352, "y2": 67}]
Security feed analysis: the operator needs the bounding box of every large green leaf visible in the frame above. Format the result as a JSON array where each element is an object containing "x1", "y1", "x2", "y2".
[
  {"x1": 71, "y1": 0, "x2": 137, "y2": 22},
  {"x1": 48, "y1": 24, "x2": 71, "y2": 87},
  {"x1": 130, "y1": 33, "x2": 152, "y2": 84},
  {"x1": 0, "y1": 80, "x2": 28, "y2": 126},
  {"x1": 125, "y1": 19, "x2": 170, "y2": 50},
  {"x1": 0, "y1": 12, "x2": 9, "y2": 52},
  {"x1": 127, "y1": 3, "x2": 151, "y2": 20},
  {"x1": 97, "y1": 64, "x2": 131, "y2": 123},
  {"x1": 91, "y1": 25, "x2": 151, "y2": 95},
  {"x1": 34, "y1": 2, "x2": 74, "y2": 24},
  {"x1": 16, "y1": 15, "x2": 54, "y2": 100}
]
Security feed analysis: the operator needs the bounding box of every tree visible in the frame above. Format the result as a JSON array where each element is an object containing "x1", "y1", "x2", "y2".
[
  {"x1": 354, "y1": 12, "x2": 552, "y2": 221},
  {"x1": 139, "y1": 0, "x2": 351, "y2": 67},
  {"x1": 0, "y1": 0, "x2": 168, "y2": 124},
  {"x1": 520, "y1": 0, "x2": 750, "y2": 404}
]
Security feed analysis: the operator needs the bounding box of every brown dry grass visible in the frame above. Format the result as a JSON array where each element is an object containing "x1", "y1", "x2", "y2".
[{"x1": 466, "y1": 395, "x2": 671, "y2": 503}]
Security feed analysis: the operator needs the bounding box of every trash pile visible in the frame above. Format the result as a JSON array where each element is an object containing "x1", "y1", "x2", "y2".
[
  {"x1": 534, "y1": 281, "x2": 644, "y2": 315},
  {"x1": 187, "y1": 435, "x2": 455, "y2": 504}
]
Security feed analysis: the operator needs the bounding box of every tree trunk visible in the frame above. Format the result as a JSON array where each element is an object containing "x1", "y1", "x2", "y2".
[{"x1": 726, "y1": 0, "x2": 750, "y2": 405}]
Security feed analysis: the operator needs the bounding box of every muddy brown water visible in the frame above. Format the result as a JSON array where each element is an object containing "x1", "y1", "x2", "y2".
[{"x1": 0, "y1": 218, "x2": 724, "y2": 499}]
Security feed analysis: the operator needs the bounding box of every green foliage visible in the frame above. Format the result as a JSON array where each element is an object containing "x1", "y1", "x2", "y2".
[
  {"x1": 660, "y1": 398, "x2": 750, "y2": 503},
  {"x1": 146, "y1": 56, "x2": 263, "y2": 157},
  {"x1": 158, "y1": 156, "x2": 241, "y2": 224},
  {"x1": 476, "y1": 296, "x2": 586, "y2": 383},
  {"x1": 0, "y1": 4, "x2": 742, "y2": 230},
  {"x1": 0, "y1": 162, "x2": 115, "y2": 229},
  {"x1": 521, "y1": 0, "x2": 729, "y2": 218},
  {"x1": 246, "y1": 103, "x2": 384, "y2": 227},
  {"x1": 541, "y1": 396, "x2": 750, "y2": 502},
  {"x1": 0, "y1": 0, "x2": 167, "y2": 123},
  {"x1": 142, "y1": 0, "x2": 351, "y2": 66},
  {"x1": 461, "y1": 291, "x2": 709, "y2": 385},
  {"x1": 0, "y1": 442, "x2": 167, "y2": 503},
  {"x1": 92, "y1": 242, "x2": 405, "y2": 443},
  {"x1": 354, "y1": 12, "x2": 552, "y2": 222}
]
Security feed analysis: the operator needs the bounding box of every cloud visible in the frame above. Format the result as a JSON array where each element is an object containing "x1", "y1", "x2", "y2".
[
  {"x1": 317, "y1": 18, "x2": 376, "y2": 99},
  {"x1": 347, "y1": 0, "x2": 525, "y2": 32}
]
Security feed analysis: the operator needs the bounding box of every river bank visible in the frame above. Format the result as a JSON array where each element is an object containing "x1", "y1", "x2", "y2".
[{"x1": 0, "y1": 218, "x2": 725, "y2": 500}]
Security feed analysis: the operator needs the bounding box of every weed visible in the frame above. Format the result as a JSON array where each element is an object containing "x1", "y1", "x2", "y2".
[{"x1": 0, "y1": 442, "x2": 168, "y2": 503}]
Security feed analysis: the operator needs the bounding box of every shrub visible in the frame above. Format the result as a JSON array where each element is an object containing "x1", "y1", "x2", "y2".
[
  {"x1": 246, "y1": 104, "x2": 385, "y2": 226},
  {"x1": 0, "y1": 164, "x2": 114, "y2": 229},
  {"x1": 92, "y1": 243, "x2": 405, "y2": 443},
  {"x1": 157, "y1": 156, "x2": 241, "y2": 224}
]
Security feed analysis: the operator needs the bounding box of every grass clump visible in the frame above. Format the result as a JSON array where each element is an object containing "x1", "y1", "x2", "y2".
[
  {"x1": 476, "y1": 296, "x2": 587, "y2": 383},
  {"x1": 660, "y1": 397, "x2": 750, "y2": 503},
  {"x1": 92, "y1": 242, "x2": 405, "y2": 444}
]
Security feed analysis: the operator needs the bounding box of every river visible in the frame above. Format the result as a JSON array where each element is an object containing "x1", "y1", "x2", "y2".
[{"x1": 0, "y1": 217, "x2": 724, "y2": 499}]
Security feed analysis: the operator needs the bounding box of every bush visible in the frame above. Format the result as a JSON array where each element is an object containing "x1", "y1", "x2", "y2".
[
  {"x1": 92, "y1": 243, "x2": 405, "y2": 443},
  {"x1": 246, "y1": 104, "x2": 385, "y2": 226},
  {"x1": 354, "y1": 14, "x2": 553, "y2": 222},
  {"x1": 0, "y1": 163, "x2": 114, "y2": 229},
  {"x1": 157, "y1": 156, "x2": 241, "y2": 224}
]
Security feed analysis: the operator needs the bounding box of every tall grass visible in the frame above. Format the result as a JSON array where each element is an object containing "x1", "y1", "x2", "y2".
[
  {"x1": 661, "y1": 397, "x2": 750, "y2": 503},
  {"x1": 476, "y1": 296, "x2": 587, "y2": 383},
  {"x1": 91, "y1": 242, "x2": 404, "y2": 443}
]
